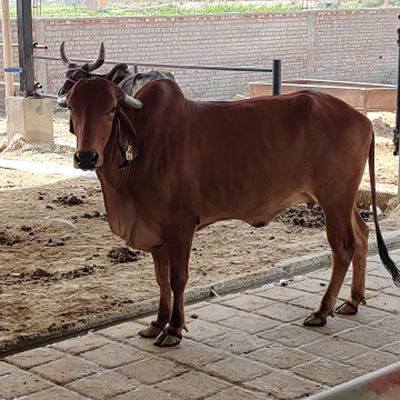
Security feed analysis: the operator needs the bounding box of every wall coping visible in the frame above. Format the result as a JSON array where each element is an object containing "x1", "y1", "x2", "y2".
[{"x1": 5, "y1": 7, "x2": 393, "y2": 24}]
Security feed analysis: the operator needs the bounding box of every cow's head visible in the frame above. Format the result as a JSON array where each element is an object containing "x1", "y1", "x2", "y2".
[
  {"x1": 58, "y1": 78, "x2": 143, "y2": 170},
  {"x1": 58, "y1": 42, "x2": 105, "y2": 96}
]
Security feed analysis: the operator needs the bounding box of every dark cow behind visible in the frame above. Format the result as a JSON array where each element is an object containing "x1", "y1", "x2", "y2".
[
  {"x1": 58, "y1": 42, "x2": 175, "y2": 97},
  {"x1": 58, "y1": 77, "x2": 400, "y2": 347}
]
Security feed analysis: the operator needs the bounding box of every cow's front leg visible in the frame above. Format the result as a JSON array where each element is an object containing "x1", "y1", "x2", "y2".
[
  {"x1": 139, "y1": 246, "x2": 171, "y2": 338},
  {"x1": 154, "y1": 230, "x2": 194, "y2": 347}
]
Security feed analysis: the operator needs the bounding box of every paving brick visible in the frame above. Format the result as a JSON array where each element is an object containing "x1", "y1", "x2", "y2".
[
  {"x1": 365, "y1": 293, "x2": 400, "y2": 313},
  {"x1": 255, "y1": 302, "x2": 310, "y2": 322},
  {"x1": 124, "y1": 335, "x2": 171, "y2": 354},
  {"x1": 293, "y1": 358, "x2": 363, "y2": 386},
  {"x1": 251, "y1": 286, "x2": 303, "y2": 302},
  {"x1": 287, "y1": 279, "x2": 327, "y2": 293},
  {"x1": 31, "y1": 355, "x2": 101, "y2": 385},
  {"x1": 370, "y1": 315, "x2": 400, "y2": 334},
  {"x1": 308, "y1": 269, "x2": 331, "y2": 281},
  {"x1": 204, "y1": 329, "x2": 270, "y2": 355},
  {"x1": 337, "y1": 286, "x2": 378, "y2": 303},
  {"x1": 246, "y1": 371, "x2": 323, "y2": 399},
  {"x1": 186, "y1": 318, "x2": 231, "y2": 341},
  {"x1": 80, "y1": 342, "x2": 147, "y2": 368},
  {"x1": 364, "y1": 275, "x2": 393, "y2": 291},
  {"x1": 380, "y1": 340, "x2": 400, "y2": 356},
  {"x1": 0, "y1": 370, "x2": 52, "y2": 398},
  {"x1": 50, "y1": 333, "x2": 112, "y2": 355},
  {"x1": 97, "y1": 321, "x2": 145, "y2": 340},
  {"x1": 293, "y1": 314, "x2": 360, "y2": 336},
  {"x1": 161, "y1": 339, "x2": 226, "y2": 368},
  {"x1": 211, "y1": 293, "x2": 242, "y2": 303},
  {"x1": 335, "y1": 306, "x2": 389, "y2": 325},
  {"x1": 27, "y1": 386, "x2": 90, "y2": 399},
  {"x1": 337, "y1": 325, "x2": 400, "y2": 349},
  {"x1": 0, "y1": 361, "x2": 21, "y2": 376},
  {"x1": 347, "y1": 350, "x2": 399, "y2": 372},
  {"x1": 156, "y1": 371, "x2": 231, "y2": 400},
  {"x1": 113, "y1": 387, "x2": 178, "y2": 400},
  {"x1": 191, "y1": 303, "x2": 239, "y2": 322},
  {"x1": 5, "y1": 347, "x2": 64, "y2": 370},
  {"x1": 221, "y1": 294, "x2": 272, "y2": 311},
  {"x1": 184, "y1": 301, "x2": 210, "y2": 312},
  {"x1": 117, "y1": 357, "x2": 187, "y2": 384},
  {"x1": 204, "y1": 355, "x2": 268, "y2": 382},
  {"x1": 66, "y1": 370, "x2": 137, "y2": 400},
  {"x1": 383, "y1": 285, "x2": 400, "y2": 296},
  {"x1": 300, "y1": 337, "x2": 369, "y2": 362},
  {"x1": 257, "y1": 324, "x2": 325, "y2": 347},
  {"x1": 249, "y1": 344, "x2": 315, "y2": 369},
  {"x1": 219, "y1": 312, "x2": 281, "y2": 334},
  {"x1": 287, "y1": 293, "x2": 325, "y2": 310},
  {"x1": 207, "y1": 387, "x2": 266, "y2": 399}
]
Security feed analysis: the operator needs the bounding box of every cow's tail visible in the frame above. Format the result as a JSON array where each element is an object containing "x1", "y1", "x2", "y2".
[{"x1": 369, "y1": 131, "x2": 400, "y2": 287}]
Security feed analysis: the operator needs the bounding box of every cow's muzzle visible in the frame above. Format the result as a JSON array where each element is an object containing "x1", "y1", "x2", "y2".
[{"x1": 74, "y1": 151, "x2": 99, "y2": 170}]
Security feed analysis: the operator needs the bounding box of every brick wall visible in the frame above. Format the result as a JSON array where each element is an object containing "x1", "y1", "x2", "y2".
[{"x1": 0, "y1": 8, "x2": 399, "y2": 102}]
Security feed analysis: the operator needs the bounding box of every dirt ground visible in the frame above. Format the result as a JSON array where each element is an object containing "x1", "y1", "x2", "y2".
[{"x1": 0, "y1": 110, "x2": 399, "y2": 352}]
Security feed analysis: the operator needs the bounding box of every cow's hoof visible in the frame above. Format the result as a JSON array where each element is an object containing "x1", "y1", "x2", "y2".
[
  {"x1": 336, "y1": 301, "x2": 358, "y2": 315},
  {"x1": 303, "y1": 312, "x2": 327, "y2": 327},
  {"x1": 138, "y1": 322, "x2": 163, "y2": 338},
  {"x1": 154, "y1": 330, "x2": 182, "y2": 347}
]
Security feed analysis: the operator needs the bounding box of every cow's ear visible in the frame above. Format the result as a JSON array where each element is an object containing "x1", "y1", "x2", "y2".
[
  {"x1": 69, "y1": 118, "x2": 75, "y2": 134},
  {"x1": 114, "y1": 109, "x2": 139, "y2": 169}
]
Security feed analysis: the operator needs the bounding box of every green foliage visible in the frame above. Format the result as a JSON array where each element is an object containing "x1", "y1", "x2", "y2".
[
  {"x1": 358, "y1": 0, "x2": 383, "y2": 7},
  {"x1": 4, "y1": 4, "x2": 302, "y2": 18}
]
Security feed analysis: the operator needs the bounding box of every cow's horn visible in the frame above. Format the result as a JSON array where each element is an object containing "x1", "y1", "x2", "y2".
[
  {"x1": 123, "y1": 93, "x2": 143, "y2": 109},
  {"x1": 87, "y1": 42, "x2": 105, "y2": 72},
  {"x1": 60, "y1": 41, "x2": 72, "y2": 67},
  {"x1": 57, "y1": 95, "x2": 68, "y2": 108}
]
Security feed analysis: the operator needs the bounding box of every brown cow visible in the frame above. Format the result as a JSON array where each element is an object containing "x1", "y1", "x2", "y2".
[{"x1": 59, "y1": 77, "x2": 400, "y2": 347}]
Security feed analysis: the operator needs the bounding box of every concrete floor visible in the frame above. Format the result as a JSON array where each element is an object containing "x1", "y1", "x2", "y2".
[{"x1": 1, "y1": 250, "x2": 400, "y2": 399}]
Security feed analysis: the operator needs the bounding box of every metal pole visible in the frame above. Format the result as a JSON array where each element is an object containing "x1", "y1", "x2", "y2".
[
  {"x1": 1, "y1": 0, "x2": 14, "y2": 97},
  {"x1": 272, "y1": 59, "x2": 281, "y2": 95},
  {"x1": 394, "y1": 16, "x2": 400, "y2": 199},
  {"x1": 16, "y1": 0, "x2": 35, "y2": 96}
]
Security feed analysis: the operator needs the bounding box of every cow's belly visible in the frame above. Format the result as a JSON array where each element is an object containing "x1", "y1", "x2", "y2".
[{"x1": 197, "y1": 192, "x2": 315, "y2": 231}]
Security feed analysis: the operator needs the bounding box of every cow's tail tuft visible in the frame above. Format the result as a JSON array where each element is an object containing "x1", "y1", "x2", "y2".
[{"x1": 369, "y1": 131, "x2": 400, "y2": 288}]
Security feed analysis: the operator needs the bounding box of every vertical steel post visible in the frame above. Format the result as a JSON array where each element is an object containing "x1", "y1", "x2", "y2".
[
  {"x1": 17, "y1": 0, "x2": 35, "y2": 96},
  {"x1": 1, "y1": 0, "x2": 14, "y2": 97},
  {"x1": 394, "y1": 16, "x2": 400, "y2": 198},
  {"x1": 272, "y1": 59, "x2": 281, "y2": 96}
]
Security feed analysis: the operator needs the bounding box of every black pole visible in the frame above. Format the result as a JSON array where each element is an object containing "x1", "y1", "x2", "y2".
[
  {"x1": 272, "y1": 59, "x2": 281, "y2": 96},
  {"x1": 17, "y1": 0, "x2": 35, "y2": 96}
]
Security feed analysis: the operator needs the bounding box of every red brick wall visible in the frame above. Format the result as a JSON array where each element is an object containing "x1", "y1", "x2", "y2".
[{"x1": 0, "y1": 8, "x2": 399, "y2": 103}]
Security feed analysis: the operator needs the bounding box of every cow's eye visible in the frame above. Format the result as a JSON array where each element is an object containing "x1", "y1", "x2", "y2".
[
  {"x1": 68, "y1": 105, "x2": 72, "y2": 111},
  {"x1": 109, "y1": 107, "x2": 117, "y2": 114}
]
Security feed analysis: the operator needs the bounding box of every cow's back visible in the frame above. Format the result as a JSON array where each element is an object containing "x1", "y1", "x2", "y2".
[{"x1": 181, "y1": 90, "x2": 372, "y2": 223}]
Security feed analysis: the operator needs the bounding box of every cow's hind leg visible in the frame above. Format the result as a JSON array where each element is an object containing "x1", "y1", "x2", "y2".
[
  {"x1": 336, "y1": 207, "x2": 369, "y2": 314},
  {"x1": 304, "y1": 202, "x2": 356, "y2": 327},
  {"x1": 154, "y1": 230, "x2": 194, "y2": 347},
  {"x1": 139, "y1": 246, "x2": 171, "y2": 338}
]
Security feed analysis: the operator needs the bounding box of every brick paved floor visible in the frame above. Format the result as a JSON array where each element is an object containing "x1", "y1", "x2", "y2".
[{"x1": 1, "y1": 250, "x2": 400, "y2": 400}]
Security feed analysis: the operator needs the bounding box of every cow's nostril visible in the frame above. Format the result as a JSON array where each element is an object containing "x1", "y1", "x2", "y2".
[
  {"x1": 74, "y1": 152, "x2": 81, "y2": 163},
  {"x1": 90, "y1": 153, "x2": 99, "y2": 164}
]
